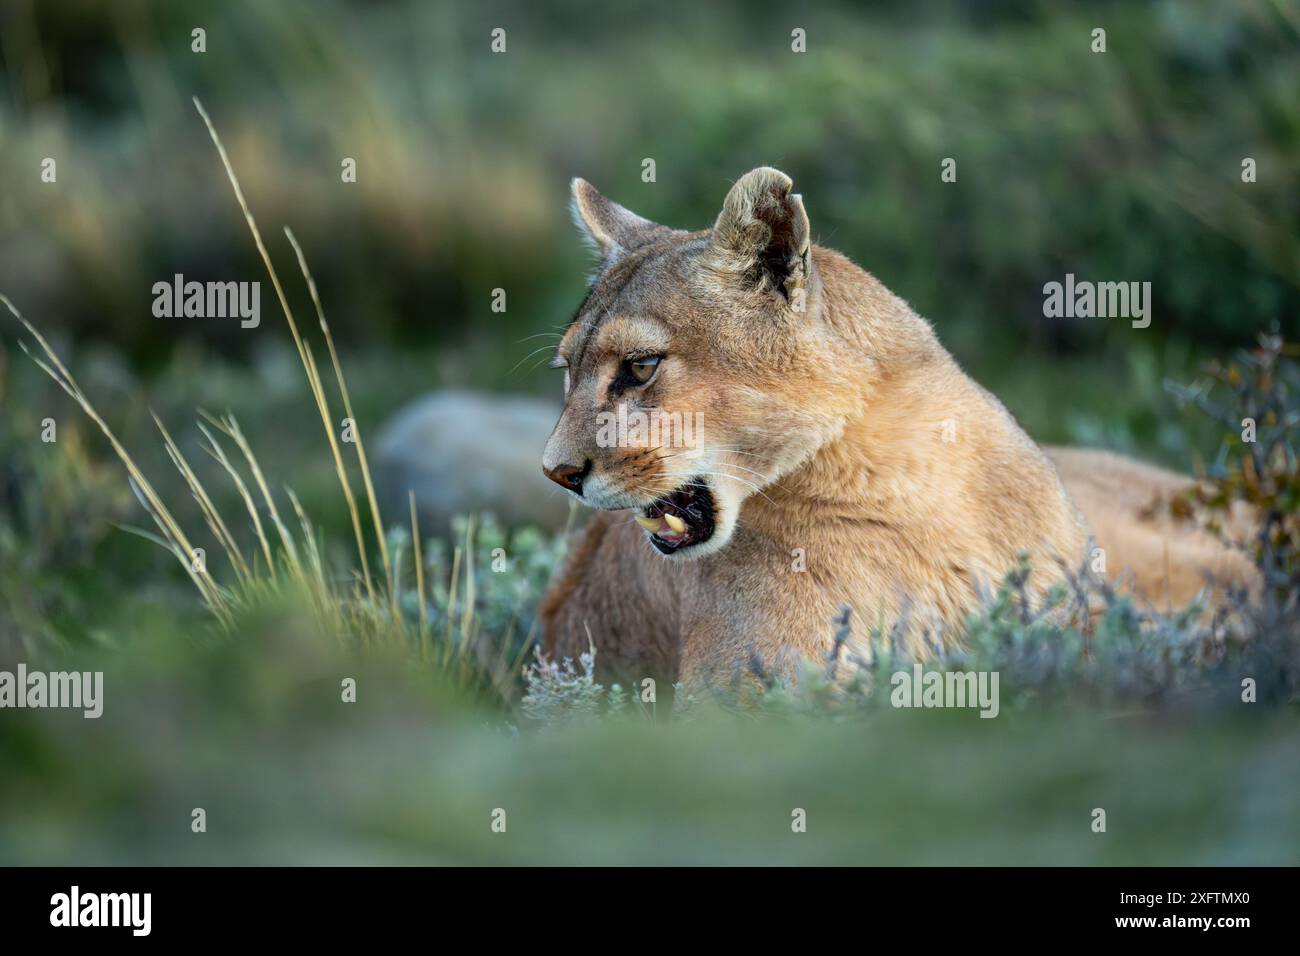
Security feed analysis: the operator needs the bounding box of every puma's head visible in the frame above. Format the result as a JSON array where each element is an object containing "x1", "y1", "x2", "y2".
[{"x1": 542, "y1": 167, "x2": 857, "y2": 559}]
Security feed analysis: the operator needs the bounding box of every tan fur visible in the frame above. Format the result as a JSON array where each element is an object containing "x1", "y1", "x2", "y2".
[
  {"x1": 1049, "y1": 447, "x2": 1256, "y2": 610},
  {"x1": 539, "y1": 168, "x2": 1251, "y2": 694}
]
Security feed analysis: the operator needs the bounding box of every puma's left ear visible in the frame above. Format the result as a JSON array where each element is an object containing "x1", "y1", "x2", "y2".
[
  {"x1": 571, "y1": 178, "x2": 676, "y2": 264},
  {"x1": 708, "y1": 167, "x2": 811, "y2": 302}
]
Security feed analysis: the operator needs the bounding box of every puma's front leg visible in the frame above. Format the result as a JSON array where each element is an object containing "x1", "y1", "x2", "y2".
[
  {"x1": 676, "y1": 595, "x2": 838, "y2": 703},
  {"x1": 539, "y1": 511, "x2": 685, "y2": 689}
]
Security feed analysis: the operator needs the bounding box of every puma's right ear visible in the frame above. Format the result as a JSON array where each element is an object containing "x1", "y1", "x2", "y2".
[
  {"x1": 570, "y1": 178, "x2": 675, "y2": 263},
  {"x1": 708, "y1": 166, "x2": 811, "y2": 302}
]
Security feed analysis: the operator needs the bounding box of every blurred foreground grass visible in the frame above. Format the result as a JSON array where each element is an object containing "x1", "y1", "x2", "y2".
[{"x1": 4, "y1": 623, "x2": 1297, "y2": 865}]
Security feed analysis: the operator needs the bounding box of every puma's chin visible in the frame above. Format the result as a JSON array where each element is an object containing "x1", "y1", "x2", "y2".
[{"x1": 632, "y1": 476, "x2": 737, "y2": 560}]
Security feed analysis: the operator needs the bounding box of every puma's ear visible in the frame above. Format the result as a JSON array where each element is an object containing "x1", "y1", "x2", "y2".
[
  {"x1": 708, "y1": 167, "x2": 811, "y2": 302},
  {"x1": 570, "y1": 178, "x2": 674, "y2": 262}
]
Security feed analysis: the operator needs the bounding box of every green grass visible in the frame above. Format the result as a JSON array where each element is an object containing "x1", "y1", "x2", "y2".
[{"x1": 3, "y1": 626, "x2": 1296, "y2": 864}]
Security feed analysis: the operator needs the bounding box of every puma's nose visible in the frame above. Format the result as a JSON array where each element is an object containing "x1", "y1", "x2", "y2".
[{"x1": 544, "y1": 459, "x2": 591, "y2": 495}]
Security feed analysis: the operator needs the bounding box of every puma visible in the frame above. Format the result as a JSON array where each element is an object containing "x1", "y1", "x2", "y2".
[{"x1": 538, "y1": 167, "x2": 1253, "y2": 696}]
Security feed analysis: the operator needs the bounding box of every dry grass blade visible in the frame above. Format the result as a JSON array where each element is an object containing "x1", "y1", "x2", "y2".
[
  {"x1": 286, "y1": 486, "x2": 334, "y2": 626},
  {"x1": 301, "y1": 331, "x2": 378, "y2": 597},
  {"x1": 196, "y1": 418, "x2": 276, "y2": 577},
  {"x1": 459, "y1": 514, "x2": 477, "y2": 661},
  {"x1": 203, "y1": 411, "x2": 305, "y2": 584},
  {"x1": 1, "y1": 293, "x2": 226, "y2": 617},
  {"x1": 284, "y1": 225, "x2": 396, "y2": 618},
  {"x1": 153, "y1": 411, "x2": 251, "y2": 583},
  {"x1": 410, "y1": 490, "x2": 428, "y2": 648},
  {"x1": 445, "y1": 544, "x2": 462, "y2": 671},
  {"x1": 192, "y1": 95, "x2": 377, "y2": 606}
]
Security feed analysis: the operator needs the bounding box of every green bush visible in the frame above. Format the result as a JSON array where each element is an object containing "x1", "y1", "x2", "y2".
[{"x1": 1, "y1": 0, "x2": 1295, "y2": 366}]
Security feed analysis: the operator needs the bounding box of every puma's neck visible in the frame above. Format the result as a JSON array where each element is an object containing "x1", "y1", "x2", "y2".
[{"x1": 742, "y1": 254, "x2": 955, "y2": 541}]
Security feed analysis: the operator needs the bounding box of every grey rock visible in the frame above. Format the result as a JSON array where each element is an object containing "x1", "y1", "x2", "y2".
[{"x1": 374, "y1": 390, "x2": 573, "y2": 535}]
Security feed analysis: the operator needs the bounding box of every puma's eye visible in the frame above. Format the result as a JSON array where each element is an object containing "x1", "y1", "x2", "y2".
[{"x1": 625, "y1": 355, "x2": 661, "y2": 384}]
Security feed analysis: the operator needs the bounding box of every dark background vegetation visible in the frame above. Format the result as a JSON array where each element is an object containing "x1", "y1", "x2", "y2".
[{"x1": 0, "y1": 0, "x2": 1297, "y2": 864}]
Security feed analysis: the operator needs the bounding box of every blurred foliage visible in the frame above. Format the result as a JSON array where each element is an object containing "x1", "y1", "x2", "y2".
[
  {"x1": 5, "y1": 640, "x2": 1297, "y2": 864},
  {"x1": 1165, "y1": 330, "x2": 1299, "y2": 610},
  {"x1": 1, "y1": 0, "x2": 1297, "y2": 369}
]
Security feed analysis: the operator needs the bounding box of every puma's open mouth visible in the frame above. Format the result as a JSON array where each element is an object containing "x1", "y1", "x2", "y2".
[{"x1": 634, "y1": 477, "x2": 716, "y2": 554}]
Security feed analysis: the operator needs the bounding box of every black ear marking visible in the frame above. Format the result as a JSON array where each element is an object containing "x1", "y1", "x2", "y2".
[
  {"x1": 753, "y1": 189, "x2": 810, "y2": 301},
  {"x1": 708, "y1": 167, "x2": 812, "y2": 301}
]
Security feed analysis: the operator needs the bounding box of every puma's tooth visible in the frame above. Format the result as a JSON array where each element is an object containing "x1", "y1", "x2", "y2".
[
  {"x1": 664, "y1": 513, "x2": 687, "y2": 533},
  {"x1": 635, "y1": 515, "x2": 662, "y2": 532}
]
